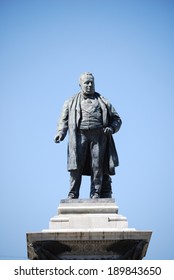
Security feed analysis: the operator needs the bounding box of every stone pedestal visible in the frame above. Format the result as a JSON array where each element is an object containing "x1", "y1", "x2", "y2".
[{"x1": 26, "y1": 199, "x2": 152, "y2": 259}]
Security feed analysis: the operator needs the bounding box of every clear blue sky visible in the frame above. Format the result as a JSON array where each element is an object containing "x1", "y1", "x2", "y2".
[{"x1": 0, "y1": 0, "x2": 174, "y2": 260}]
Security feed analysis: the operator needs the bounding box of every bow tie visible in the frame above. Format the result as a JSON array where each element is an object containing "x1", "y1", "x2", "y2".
[{"x1": 83, "y1": 94, "x2": 95, "y2": 100}]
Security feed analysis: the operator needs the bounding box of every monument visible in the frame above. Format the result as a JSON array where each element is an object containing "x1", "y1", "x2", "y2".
[{"x1": 26, "y1": 72, "x2": 152, "y2": 259}]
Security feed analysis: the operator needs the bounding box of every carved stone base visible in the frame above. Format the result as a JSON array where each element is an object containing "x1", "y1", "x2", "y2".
[{"x1": 26, "y1": 199, "x2": 152, "y2": 260}]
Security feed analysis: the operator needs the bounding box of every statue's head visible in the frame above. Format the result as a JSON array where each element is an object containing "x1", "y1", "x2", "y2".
[{"x1": 79, "y1": 72, "x2": 95, "y2": 95}]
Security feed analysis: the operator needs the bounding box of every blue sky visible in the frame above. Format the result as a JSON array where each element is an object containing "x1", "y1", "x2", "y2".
[{"x1": 0, "y1": 0, "x2": 174, "y2": 260}]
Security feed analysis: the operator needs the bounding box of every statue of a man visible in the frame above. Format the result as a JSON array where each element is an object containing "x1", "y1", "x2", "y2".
[{"x1": 54, "y1": 72, "x2": 122, "y2": 199}]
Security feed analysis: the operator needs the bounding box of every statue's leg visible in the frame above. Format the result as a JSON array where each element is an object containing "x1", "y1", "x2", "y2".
[
  {"x1": 90, "y1": 129, "x2": 107, "y2": 198},
  {"x1": 68, "y1": 170, "x2": 82, "y2": 198},
  {"x1": 100, "y1": 174, "x2": 112, "y2": 198},
  {"x1": 68, "y1": 130, "x2": 88, "y2": 199}
]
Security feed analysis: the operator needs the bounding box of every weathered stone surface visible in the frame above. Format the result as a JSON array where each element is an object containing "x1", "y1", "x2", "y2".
[{"x1": 27, "y1": 231, "x2": 151, "y2": 260}]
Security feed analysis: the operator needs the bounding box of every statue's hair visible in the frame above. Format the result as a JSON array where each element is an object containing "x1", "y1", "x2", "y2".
[{"x1": 79, "y1": 72, "x2": 94, "y2": 84}]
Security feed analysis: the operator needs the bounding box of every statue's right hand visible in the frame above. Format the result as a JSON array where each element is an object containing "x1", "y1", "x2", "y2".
[{"x1": 54, "y1": 134, "x2": 64, "y2": 143}]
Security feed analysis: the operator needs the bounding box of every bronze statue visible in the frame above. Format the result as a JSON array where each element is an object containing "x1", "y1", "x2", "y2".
[{"x1": 54, "y1": 72, "x2": 122, "y2": 199}]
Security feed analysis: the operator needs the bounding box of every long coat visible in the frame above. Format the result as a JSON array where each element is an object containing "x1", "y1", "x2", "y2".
[{"x1": 57, "y1": 92, "x2": 122, "y2": 175}]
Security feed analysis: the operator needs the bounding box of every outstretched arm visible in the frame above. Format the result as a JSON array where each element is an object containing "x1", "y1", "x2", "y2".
[{"x1": 54, "y1": 100, "x2": 69, "y2": 143}]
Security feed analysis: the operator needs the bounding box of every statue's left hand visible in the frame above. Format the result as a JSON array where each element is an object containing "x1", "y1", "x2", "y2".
[{"x1": 103, "y1": 127, "x2": 113, "y2": 135}]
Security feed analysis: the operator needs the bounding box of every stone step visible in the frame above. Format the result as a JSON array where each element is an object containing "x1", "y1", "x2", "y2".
[
  {"x1": 58, "y1": 198, "x2": 118, "y2": 214},
  {"x1": 49, "y1": 213, "x2": 128, "y2": 230}
]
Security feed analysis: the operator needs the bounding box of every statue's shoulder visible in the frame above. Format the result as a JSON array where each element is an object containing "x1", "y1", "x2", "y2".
[
  {"x1": 63, "y1": 93, "x2": 81, "y2": 111},
  {"x1": 63, "y1": 92, "x2": 80, "y2": 106},
  {"x1": 67, "y1": 92, "x2": 81, "y2": 102}
]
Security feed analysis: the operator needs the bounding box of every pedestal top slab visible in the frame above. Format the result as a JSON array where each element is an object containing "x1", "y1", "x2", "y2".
[
  {"x1": 58, "y1": 198, "x2": 118, "y2": 214},
  {"x1": 60, "y1": 198, "x2": 116, "y2": 203}
]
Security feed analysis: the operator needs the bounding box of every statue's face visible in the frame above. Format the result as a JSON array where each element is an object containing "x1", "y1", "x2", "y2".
[{"x1": 80, "y1": 76, "x2": 95, "y2": 95}]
